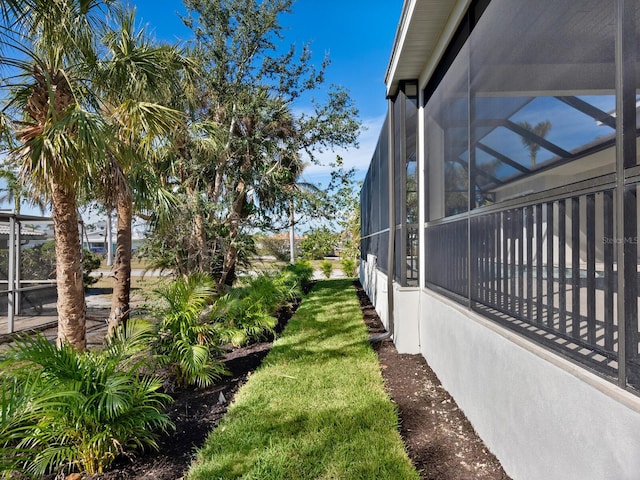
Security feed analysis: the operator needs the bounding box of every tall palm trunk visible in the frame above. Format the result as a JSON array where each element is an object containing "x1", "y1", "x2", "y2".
[
  {"x1": 108, "y1": 192, "x2": 132, "y2": 334},
  {"x1": 51, "y1": 183, "x2": 86, "y2": 350},
  {"x1": 19, "y1": 67, "x2": 87, "y2": 350},
  {"x1": 218, "y1": 181, "x2": 246, "y2": 289}
]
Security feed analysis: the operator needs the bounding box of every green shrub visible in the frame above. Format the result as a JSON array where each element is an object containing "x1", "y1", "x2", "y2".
[
  {"x1": 82, "y1": 248, "x2": 102, "y2": 289},
  {"x1": 0, "y1": 321, "x2": 173, "y2": 477},
  {"x1": 254, "y1": 233, "x2": 290, "y2": 261},
  {"x1": 211, "y1": 272, "x2": 290, "y2": 347},
  {"x1": 284, "y1": 259, "x2": 314, "y2": 285},
  {"x1": 320, "y1": 260, "x2": 333, "y2": 279},
  {"x1": 299, "y1": 226, "x2": 338, "y2": 259},
  {"x1": 340, "y1": 257, "x2": 357, "y2": 277},
  {"x1": 211, "y1": 294, "x2": 278, "y2": 347},
  {"x1": 154, "y1": 267, "x2": 311, "y2": 386},
  {"x1": 153, "y1": 274, "x2": 228, "y2": 388}
]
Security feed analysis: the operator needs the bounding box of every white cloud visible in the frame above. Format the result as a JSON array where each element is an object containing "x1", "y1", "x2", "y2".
[{"x1": 300, "y1": 114, "x2": 386, "y2": 185}]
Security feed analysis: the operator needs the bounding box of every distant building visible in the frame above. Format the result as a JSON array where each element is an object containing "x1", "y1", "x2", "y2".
[
  {"x1": 83, "y1": 219, "x2": 147, "y2": 255},
  {"x1": 361, "y1": 1, "x2": 640, "y2": 479}
]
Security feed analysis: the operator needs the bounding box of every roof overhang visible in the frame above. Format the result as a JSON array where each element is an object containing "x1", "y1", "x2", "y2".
[{"x1": 385, "y1": 0, "x2": 470, "y2": 98}]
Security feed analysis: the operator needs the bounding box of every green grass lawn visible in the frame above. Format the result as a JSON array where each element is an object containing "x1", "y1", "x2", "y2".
[
  {"x1": 186, "y1": 279, "x2": 420, "y2": 480},
  {"x1": 91, "y1": 258, "x2": 170, "y2": 294}
]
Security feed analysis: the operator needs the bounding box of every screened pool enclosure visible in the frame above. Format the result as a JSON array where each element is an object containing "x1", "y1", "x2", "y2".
[
  {"x1": 361, "y1": 0, "x2": 640, "y2": 394},
  {"x1": 0, "y1": 212, "x2": 56, "y2": 334}
]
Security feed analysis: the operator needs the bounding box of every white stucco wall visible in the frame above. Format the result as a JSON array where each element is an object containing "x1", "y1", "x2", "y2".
[
  {"x1": 361, "y1": 257, "x2": 421, "y2": 354},
  {"x1": 360, "y1": 255, "x2": 389, "y2": 329},
  {"x1": 393, "y1": 284, "x2": 421, "y2": 354},
  {"x1": 420, "y1": 289, "x2": 640, "y2": 480},
  {"x1": 361, "y1": 259, "x2": 640, "y2": 480}
]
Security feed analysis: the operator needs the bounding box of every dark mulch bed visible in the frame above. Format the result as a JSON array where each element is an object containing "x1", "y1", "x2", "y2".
[
  {"x1": 81, "y1": 281, "x2": 510, "y2": 480},
  {"x1": 85, "y1": 340, "x2": 273, "y2": 480},
  {"x1": 355, "y1": 282, "x2": 511, "y2": 480}
]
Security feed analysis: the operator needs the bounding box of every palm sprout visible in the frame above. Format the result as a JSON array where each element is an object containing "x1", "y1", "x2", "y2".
[
  {"x1": 0, "y1": 321, "x2": 173, "y2": 477},
  {"x1": 153, "y1": 274, "x2": 228, "y2": 388}
]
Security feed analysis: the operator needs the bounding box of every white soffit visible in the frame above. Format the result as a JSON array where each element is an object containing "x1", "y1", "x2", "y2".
[{"x1": 385, "y1": 0, "x2": 467, "y2": 97}]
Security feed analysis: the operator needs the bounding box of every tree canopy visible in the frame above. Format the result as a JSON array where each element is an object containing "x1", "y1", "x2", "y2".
[
  {"x1": 143, "y1": 0, "x2": 361, "y2": 287},
  {"x1": 0, "y1": 0, "x2": 362, "y2": 347}
]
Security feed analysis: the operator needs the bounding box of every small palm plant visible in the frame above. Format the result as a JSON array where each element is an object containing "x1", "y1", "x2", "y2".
[
  {"x1": 320, "y1": 260, "x2": 333, "y2": 279},
  {"x1": 153, "y1": 274, "x2": 228, "y2": 388},
  {"x1": 0, "y1": 320, "x2": 173, "y2": 477},
  {"x1": 0, "y1": 373, "x2": 61, "y2": 476},
  {"x1": 340, "y1": 257, "x2": 357, "y2": 277},
  {"x1": 211, "y1": 272, "x2": 286, "y2": 347},
  {"x1": 284, "y1": 259, "x2": 314, "y2": 287}
]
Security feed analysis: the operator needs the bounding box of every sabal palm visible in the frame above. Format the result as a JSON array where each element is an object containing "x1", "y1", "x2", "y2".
[
  {"x1": 517, "y1": 120, "x2": 552, "y2": 167},
  {"x1": 0, "y1": 0, "x2": 112, "y2": 350},
  {"x1": 0, "y1": 166, "x2": 48, "y2": 214},
  {"x1": 93, "y1": 8, "x2": 192, "y2": 334}
]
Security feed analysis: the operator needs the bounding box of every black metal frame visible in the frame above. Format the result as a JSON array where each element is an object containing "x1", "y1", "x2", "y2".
[
  {"x1": 362, "y1": 0, "x2": 640, "y2": 395},
  {"x1": 420, "y1": 0, "x2": 640, "y2": 393}
]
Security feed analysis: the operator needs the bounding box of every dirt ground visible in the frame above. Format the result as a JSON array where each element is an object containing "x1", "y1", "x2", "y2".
[
  {"x1": 75, "y1": 281, "x2": 510, "y2": 480},
  {"x1": 355, "y1": 283, "x2": 511, "y2": 480}
]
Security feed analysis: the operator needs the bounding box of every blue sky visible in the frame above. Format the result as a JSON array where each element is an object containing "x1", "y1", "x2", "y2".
[
  {"x1": 128, "y1": 0, "x2": 403, "y2": 186},
  {"x1": 3, "y1": 0, "x2": 402, "y2": 216}
]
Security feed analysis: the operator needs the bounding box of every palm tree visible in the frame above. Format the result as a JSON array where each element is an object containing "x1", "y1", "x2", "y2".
[
  {"x1": 0, "y1": 168, "x2": 24, "y2": 214},
  {"x1": 517, "y1": 120, "x2": 552, "y2": 168},
  {"x1": 0, "y1": 166, "x2": 47, "y2": 214},
  {"x1": 93, "y1": 8, "x2": 193, "y2": 334},
  {"x1": 0, "y1": 0, "x2": 112, "y2": 350},
  {"x1": 284, "y1": 163, "x2": 321, "y2": 264}
]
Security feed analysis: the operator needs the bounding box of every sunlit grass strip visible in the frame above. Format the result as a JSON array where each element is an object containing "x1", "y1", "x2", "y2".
[{"x1": 187, "y1": 279, "x2": 419, "y2": 480}]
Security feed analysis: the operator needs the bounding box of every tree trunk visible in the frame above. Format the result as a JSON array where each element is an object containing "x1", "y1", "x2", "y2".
[
  {"x1": 108, "y1": 193, "x2": 133, "y2": 335},
  {"x1": 194, "y1": 209, "x2": 208, "y2": 272},
  {"x1": 218, "y1": 182, "x2": 246, "y2": 289},
  {"x1": 106, "y1": 210, "x2": 114, "y2": 266},
  {"x1": 51, "y1": 183, "x2": 86, "y2": 351},
  {"x1": 187, "y1": 187, "x2": 208, "y2": 274},
  {"x1": 289, "y1": 197, "x2": 295, "y2": 264}
]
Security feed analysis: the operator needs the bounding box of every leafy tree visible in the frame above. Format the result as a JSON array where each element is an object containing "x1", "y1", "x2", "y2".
[
  {"x1": 146, "y1": 0, "x2": 360, "y2": 289},
  {"x1": 337, "y1": 180, "x2": 361, "y2": 265},
  {"x1": 265, "y1": 158, "x2": 356, "y2": 264},
  {"x1": 299, "y1": 226, "x2": 339, "y2": 260}
]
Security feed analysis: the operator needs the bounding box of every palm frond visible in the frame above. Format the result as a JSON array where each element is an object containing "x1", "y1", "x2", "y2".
[{"x1": 1, "y1": 327, "x2": 173, "y2": 476}]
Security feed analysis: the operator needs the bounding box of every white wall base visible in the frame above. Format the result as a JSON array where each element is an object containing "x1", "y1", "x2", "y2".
[
  {"x1": 361, "y1": 259, "x2": 640, "y2": 480},
  {"x1": 360, "y1": 257, "x2": 420, "y2": 353},
  {"x1": 392, "y1": 284, "x2": 420, "y2": 354},
  {"x1": 419, "y1": 289, "x2": 640, "y2": 480}
]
